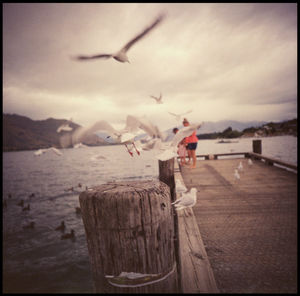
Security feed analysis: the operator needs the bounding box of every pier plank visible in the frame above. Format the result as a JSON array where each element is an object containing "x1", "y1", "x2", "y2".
[
  {"x1": 174, "y1": 161, "x2": 219, "y2": 293},
  {"x1": 180, "y1": 158, "x2": 297, "y2": 293}
]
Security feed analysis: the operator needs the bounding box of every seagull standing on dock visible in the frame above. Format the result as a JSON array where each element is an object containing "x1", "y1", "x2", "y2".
[
  {"x1": 171, "y1": 188, "x2": 197, "y2": 211},
  {"x1": 237, "y1": 161, "x2": 243, "y2": 172},
  {"x1": 150, "y1": 93, "x2": 163, "y2": 104},
  {"x1": 248, "y1": 158, "x2": 253, "y2": 166},
  {"x1": 72, "y1": 13, "x2": 165, "y2": 63},
  {"x1": 234, "y1": 169, "x2": 240, "y2": 181}
]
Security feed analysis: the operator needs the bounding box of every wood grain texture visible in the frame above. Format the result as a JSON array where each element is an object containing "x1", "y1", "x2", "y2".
[
  {"x1": 180, "y1": 157, "x2": 297, "y2": 293},
  {"x1": 159, "y1": 158, "x2": 175, "y2": 202},
  {"x1": 79, "y1": 180, "x2": 178, "y2": 293},
  {"x1": 174, "y1": 160, "x2": 219, "y2": 293}
]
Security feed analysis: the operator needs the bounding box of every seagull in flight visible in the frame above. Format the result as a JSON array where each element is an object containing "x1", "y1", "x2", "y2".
[
  {"x1": 67, "y1": 117, "x2": 144, "y2": 157},
  {"x1": 57, "y1": 123, "x2": 73, "y2": 133},
  {"x1": 168, "y1": 110, "x2": 192, "y2": 121},
  {"x1": 72, "y1": 13, "x2": 165, "y2": 63},
  {"x1": 172, "y1": 188, "x2": 197, "y2": 211},
  {"x1": 150, "y1": 93, "x2": 163, "y2": 104},
  {"x1": 156, "y1": 122, "x2": 203, "y2": 161}
]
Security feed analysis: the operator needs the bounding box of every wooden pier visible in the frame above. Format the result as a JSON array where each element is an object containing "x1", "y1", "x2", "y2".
[
  {"x1": 175, "y1": 141, "x2": 297, "y2": 293},
  {"x1": 79, "y1": 139, "x2": 297, "y2": 293}
]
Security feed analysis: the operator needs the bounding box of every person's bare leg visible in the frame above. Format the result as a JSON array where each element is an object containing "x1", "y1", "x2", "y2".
[
  {"x1": 186, "y1": 150, "x2": 191, "y2": 164},
  {"x1": 190, "y1": 150, "x2": 196, "y2": 168}
]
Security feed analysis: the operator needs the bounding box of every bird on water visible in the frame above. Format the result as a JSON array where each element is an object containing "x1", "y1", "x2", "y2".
[
  {"x1": 61, "y1": 229, "x2": 75, "y2": 240},
  {"x1": 55, "y1": 221, "x2": 66, "y2": 232}
]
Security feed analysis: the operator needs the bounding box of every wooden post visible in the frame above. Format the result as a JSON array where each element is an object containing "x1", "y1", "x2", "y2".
[
  {"x1": 158, "y1": 158, "x2": 175, "y2": 202},
  {"x1": 158, "y1": 158, "x2": 182, "y2": 292},
  {"x1": 79, "y1": 180, "x2": 178, "y2": 293},
  {"x1": 253, "y1": 139, "x2": 262, "y2": 154}
]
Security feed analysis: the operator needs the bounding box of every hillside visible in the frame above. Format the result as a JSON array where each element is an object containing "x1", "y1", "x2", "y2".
[
  {"x1": 3, "y1": 114, "x2": 108, "y2": 152},
  {"x1": 3, "y1": 114, "x2": 297, "y2": 152},
  {"x1": 197, "y1": 118, "x2": 297, "y2": 139}
]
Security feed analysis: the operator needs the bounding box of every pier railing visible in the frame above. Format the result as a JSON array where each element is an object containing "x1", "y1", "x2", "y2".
[{"x1": 189, "y1": 139, "x2": 297, "y2": 172}]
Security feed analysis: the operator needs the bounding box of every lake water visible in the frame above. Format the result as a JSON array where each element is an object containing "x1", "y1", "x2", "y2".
[{"x1": 2, "y1": 135, "x2": 297, "y2": 293}]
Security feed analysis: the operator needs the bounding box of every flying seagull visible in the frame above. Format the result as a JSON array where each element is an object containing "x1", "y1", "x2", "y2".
[
  {"x1": 72, "y1": 13, "x2": 165, "y2": 63},
  {"x1": 150, "y1": 93, "x2": 163, "y2": 104},
  {"x1": 155, "y1": 122, "x2": 203, "y2": 161},
  {"x1": 66, "y1": 117, "x2": 143, "y2": 157},
  {"x1": 57, "y1": 123, "x2": 73, "y2": 133},
  {"x1": 168, "y1": 110, "x2": 192, "y2": 121}
]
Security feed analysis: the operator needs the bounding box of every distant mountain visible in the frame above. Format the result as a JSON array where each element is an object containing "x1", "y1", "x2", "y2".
[
  {"x1": 163, "y1": 120, "x2": 267, "y2": 140},
  {"x1": 3, "y1": 113, "x2": 108, "y2": 152},
  {"x1": 199, "y1": 120, "x2": 267, "y2": 134}
]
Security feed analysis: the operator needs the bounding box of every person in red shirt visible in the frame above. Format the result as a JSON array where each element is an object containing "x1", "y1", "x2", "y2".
[{"x1": 182, "y1": 118, "x2": 198, "y2": 168}]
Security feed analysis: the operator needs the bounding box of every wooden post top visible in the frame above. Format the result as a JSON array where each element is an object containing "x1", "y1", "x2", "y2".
[{"x1": 84, "y1": 180, "x2": 169, "y2": 195}]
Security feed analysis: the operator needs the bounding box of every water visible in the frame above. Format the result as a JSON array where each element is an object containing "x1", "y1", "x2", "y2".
[{"x1": 3, "y1": 136, "x2": 297, "y2": 293}]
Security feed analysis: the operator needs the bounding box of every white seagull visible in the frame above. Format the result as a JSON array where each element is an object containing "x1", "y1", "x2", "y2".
[
  {"x1": 150, "y1": 93, "x2": 163, "y2": 104},
  {"x1": 72, "y1": 13, "x2": 165, "y2": 63},
  {"x1": 57, "y1": 123, "x2": 73, "y2": 133},
  {"x1": 248, "y1": 158, "x2": 253, "y2": 166},
  {"x1": 171, "y1": 188, "x2": 197, "y2": 211},
  {"x1": 67, "y1": 117, "x2": 143, "y2": 157},
  {"x1": 156, "y1": 122, "x2": 202, "y2": 161},
  {"x1": 168, "y1": 110, "x2": 192, "y2": 121},
  {"x1": 175, "y1": 179, "x2": 188, "y2": 194},
  {"x1": 34, "y1": 147, "x2": 63, "y2": 156},
  {"x1": 234, "y1": 169, "x2": 240, "y2": 181},
  {"x1": 237, "y1": 161, "x2": 243, "y2": 171}
]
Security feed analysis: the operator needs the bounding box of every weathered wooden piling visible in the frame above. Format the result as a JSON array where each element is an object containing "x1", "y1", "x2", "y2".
[
  {"x1": 252, "y1": 139, "x2": 262, "y2": 154},
  {"x1": 158, "y1": 157, "x2": 182, "y2": 292},
  {"x1": 158, "y1": 158, "x2": 175, "y2": 202},
  {"x1": 79, "y1": 180, "x2": 178, "y2": 293}
]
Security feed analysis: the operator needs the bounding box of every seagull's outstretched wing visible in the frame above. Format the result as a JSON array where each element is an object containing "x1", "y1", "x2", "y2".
[
  {"x1": 171, "y1": 123, "x2": 202, "y2": 148},
  {"x1": 127, "y1": 115, "x2": 166, "y2": 140},
  {"x1": 122, "y1": 13, "x2": 165, "y2": 53},
  {"x1": 72, "y1": 120, "x2": 118, "y2": 144},
  {"x1": 168, "y1": 112, "x2": 177, "y2": 117},
  {"x1": 182, "y1": 109, "x2": 192, "y2": 115},
  {"x1": 150, "y1": 95, "x2": 158, "y2": 101},
  {"x1": 72, "y1": 54, "x2": 112, "y2": 61}
]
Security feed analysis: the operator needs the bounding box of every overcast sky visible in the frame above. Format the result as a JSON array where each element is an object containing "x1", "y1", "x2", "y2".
[{"x1": 3, "y1": 3, "x2": 297, "y2": 130}]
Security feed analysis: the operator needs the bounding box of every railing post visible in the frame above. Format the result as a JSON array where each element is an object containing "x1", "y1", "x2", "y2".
[
  {"x1": 253, "y1": 139, "x2": 262, "y2": 154},
  {"x1": 79, "y1": 180, "x2": 178, "y2": 293}
]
